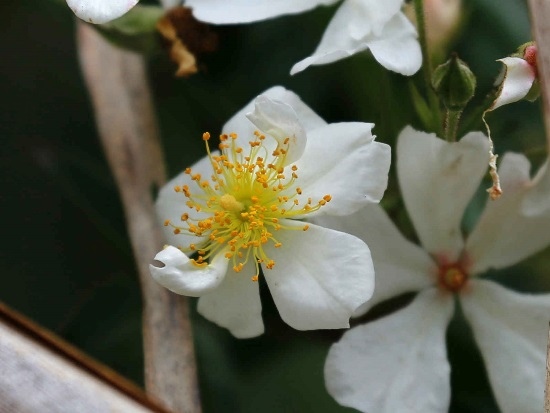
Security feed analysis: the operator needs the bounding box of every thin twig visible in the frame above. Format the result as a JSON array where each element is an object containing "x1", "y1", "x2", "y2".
[
  {"x1": 77, "y1": 22, "x2": 201, "y2": 413},
  {"x1": 546, "y1": 323, "x2": 550, "y2": 413},
  {"x1": 528, "y1": 0, "x2": 550, "y2": 151},
  {"x1": 526, "y1": 1, "x2": 550, "y2": 411}
]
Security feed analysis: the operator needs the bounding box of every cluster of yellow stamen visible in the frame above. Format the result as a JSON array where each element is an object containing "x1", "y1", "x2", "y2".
[{"x1": 164, "y1": 131, "x2": 332, "y2": 281}]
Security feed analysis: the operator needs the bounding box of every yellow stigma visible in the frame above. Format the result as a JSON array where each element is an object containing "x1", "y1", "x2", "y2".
[
  {"x1": 167, "y1": 130, "x2": 332, "y2": 280},
  {"x1": 219, "y1": 194, "x2": 244, "y2": 212}
]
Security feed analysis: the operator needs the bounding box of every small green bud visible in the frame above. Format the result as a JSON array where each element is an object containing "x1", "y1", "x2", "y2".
[{"x1": 432, "y1": 53, "x2": 477, "y2": 111}]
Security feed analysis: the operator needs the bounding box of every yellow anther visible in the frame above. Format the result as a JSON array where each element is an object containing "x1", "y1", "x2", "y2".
[
  {"x1": 251, "y1": 275, "x2": 259, "y2": 282},
  {"x1": 191, "y1": 259, "x2": 207, "y2": 268},
  {"x1": 164, "y1": 220, "x2": 170, "y2": 226},
  {"x1": 166, "y1": 130, "x2": 337, "y2": 281}
]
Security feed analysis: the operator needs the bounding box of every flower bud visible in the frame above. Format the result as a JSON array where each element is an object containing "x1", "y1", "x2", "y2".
[
  {"x1": 405, "y1": 0, "x2": 462, "y2": 56},
  {"x1": 489, "y1": 42, "x2": 539, "y2": 111},
  {"x1": 432, "y1": 54, "x2": 476, "y2": 111}
]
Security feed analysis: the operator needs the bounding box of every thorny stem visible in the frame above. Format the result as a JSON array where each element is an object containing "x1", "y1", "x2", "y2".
[
  {"x1": 413, "y1": 0, "x2": 442, "y2": 135},
  {"x1": 77, "y1": 22, "x2": 202, "y2": 413}
]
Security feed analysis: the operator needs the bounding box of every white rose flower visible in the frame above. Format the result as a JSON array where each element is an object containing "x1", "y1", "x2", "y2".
[
  {"x1": 318, "y1": 126, "x2": 550, "y2": 413},
  {"x1": 150, "y1": 86, "x2": 391, "y2": 338}
]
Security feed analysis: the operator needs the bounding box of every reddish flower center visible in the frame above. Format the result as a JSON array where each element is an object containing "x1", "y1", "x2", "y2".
[{"x1": 437, "y1": 262, "x2": 468, "y2": 292}]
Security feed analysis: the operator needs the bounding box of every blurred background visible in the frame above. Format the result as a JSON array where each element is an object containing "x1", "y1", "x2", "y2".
[{"x1": 0, "y1": 0, "x2": 548, "y2": 411}]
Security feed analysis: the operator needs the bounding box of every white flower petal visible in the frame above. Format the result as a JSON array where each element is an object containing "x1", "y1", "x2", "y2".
[
  {"x1": 292, "y1": 123, "x2": 390, "y2": 217},
  {"x1": 461, "y1": 280, "x2": 550, "y2": 413},
  {"x1": 466, "y1": 153, "x2": 550, "y2": 273},
  {"x1": 223, "y1": 86, "x2": 326, "y2": 157},
  {"x1": 160, "y1": 0, "x2": 181, "y2": 9},
  {"x1": 325, "y1": 288, "x2": 454, "y2": 413},
  {"x1": 264, "y1": 221, "x2": 374, "y2": 330},
  {"x1": 156, "y1": 154, "x2": 215, "y2": 249},
  {"x1": 490, "y1": 57, "x2": 537, "y2": 111},
  {"x1": 291, "y1": 0, "x2": 420, "y2": 76},
  {"x1": 367, "y1": 14, "x2": 422, "y2": 76},
  {"x1": 66, "y1": 0, "x2": 138, "y2": 24},
  {"x1": 397, "y1": 126, "x2": 490, "y2": 261},
  {"x1": 198, "y1": 261, "x2": 264, "y2": 338},
  {"x1": 150, "y1": 246, "x2": 228, "y2": 296},
  {"x1": 522, "y1": 158, "x2": 550, "y2": 216},
  {"x1": 314, "y1": 204, "x2": 435, "y2": 316},
  {"x1": 246, "y1": 95, "x2": 307, "y2": 164},
  {"x1": 185, "y1": 0, "x2": 338, "y2": 24}
]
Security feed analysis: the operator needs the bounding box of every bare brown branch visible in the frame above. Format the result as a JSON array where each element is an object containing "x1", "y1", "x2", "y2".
[
  {"x1": 527, "y1": 3, "x2": 550, "y2": 411},
  {"x1": 76, "y1": 22, "x2": 201, "y2": 413},
  {"x1": 528, "y1": 0, "x2": 550, "y2": 150},
  {"x1": 0, "y1": 301, "x2": 172, "y2": 413}
]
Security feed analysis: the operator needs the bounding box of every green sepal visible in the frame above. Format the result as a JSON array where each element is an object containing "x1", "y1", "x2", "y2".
[
  {"x1": 95, "y1": 5, "x2": 165, "y2": 55},
  {"x1": 525, "y1": 80, "x2": 540, "y2": 102},
  {"x1": 512, "y1": 41, "x2": 536, "y2": 58}
]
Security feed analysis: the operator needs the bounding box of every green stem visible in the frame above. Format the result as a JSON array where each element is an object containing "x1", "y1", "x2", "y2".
[
  {"x1": 445, "y1": 109, "x2": 461, "y2": 142},
  {"x1": 413, "y1": 0, "x2": 442, "y2": 135},
  {"x1": 457, "y1": 87, "x2": 498, "y2": 136}
]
